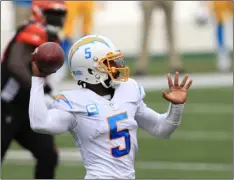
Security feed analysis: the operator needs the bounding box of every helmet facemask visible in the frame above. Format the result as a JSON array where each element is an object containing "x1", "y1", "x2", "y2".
[{"x1": 95, "y1": 51, "x2": 129, "y2": 86}]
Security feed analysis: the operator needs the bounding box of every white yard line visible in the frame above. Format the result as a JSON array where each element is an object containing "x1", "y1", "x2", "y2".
[
  {"x1": 4, "y1": 151, "x2": 232, "y2": 172},
  {"x1": 57, "y1": 73, "x2": 232, "y2": 91},
  {"x1": 135, "y1": 161, "x2": 233, "y2": 172},
  {"x1": 5, "y1": 149, "x2": 82, "y2": 162}
]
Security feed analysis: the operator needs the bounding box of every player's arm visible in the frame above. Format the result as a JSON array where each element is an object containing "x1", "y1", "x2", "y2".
[
  {"x1": 135, "y1": 101, "x2": 184, "y2": 138},
  {"x1": 29, "y1": 76, "x2": 76, "y2": 135},
  {"x1": 7, "y1": 42, "x2": 35, "y2": 89},
  {"x1": 135, "y1": 72, "x2": 192, "y2": 138}
]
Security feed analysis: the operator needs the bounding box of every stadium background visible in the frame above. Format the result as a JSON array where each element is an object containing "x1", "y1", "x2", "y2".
[{"x1": 1, "y1": 1, "x2": 232, "y2": 179}]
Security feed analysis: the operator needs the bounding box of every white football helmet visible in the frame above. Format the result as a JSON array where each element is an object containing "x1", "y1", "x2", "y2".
[{"x1": 67, "y1": 35, "x2": 129, "y2": 88}]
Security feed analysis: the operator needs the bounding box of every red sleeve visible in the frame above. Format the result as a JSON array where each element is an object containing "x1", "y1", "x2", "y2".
[{"x1": 16, "y1": 24, "x2": 48, "y2": 47}]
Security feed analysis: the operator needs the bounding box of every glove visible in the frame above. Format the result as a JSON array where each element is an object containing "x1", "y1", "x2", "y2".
[{"x1": 60, "y1": 38, "x2": 73, "y2": 62}]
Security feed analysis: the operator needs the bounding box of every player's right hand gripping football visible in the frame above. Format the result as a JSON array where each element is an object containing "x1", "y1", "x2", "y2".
[
  {"x1": 162, "y1": 72, "x2": 193, "y2": 104},
  {"x1": 31, "y1": 62, "x2": 50, "y2": 77}
]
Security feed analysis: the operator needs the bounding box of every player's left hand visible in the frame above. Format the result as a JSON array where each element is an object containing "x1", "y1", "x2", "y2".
[{"x1": 162, "y1": 72, "x2": 193, "y2": 104}]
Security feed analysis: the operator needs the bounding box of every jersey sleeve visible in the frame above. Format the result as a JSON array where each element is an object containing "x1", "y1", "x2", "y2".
[
  {"x1": 135, "y1": 102, "x2": 184, "y2": 138},
  {"x1": 53, "y1": 93, "x2": 74, "y2": 111},
  {"x1": 132, "y1": 79, "x2": 184, "y2": 138},
  {"x1": 29, "y1": 77, "x2": 77, "y2": 135},
  {"x1": 16, "y1": 24, "x2": 48, "y2": 47}
]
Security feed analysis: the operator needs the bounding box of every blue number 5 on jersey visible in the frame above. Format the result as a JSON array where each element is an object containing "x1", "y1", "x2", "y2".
[{"x1": 107, "y1": 112, "x2": 131, "y2": 158}]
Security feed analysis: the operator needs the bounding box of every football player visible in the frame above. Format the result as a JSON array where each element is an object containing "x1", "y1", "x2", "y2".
[
  {"x1": 29, "y1": 35, "x2": 193, "y2": 179},
  {"x1": 61, "y1": 1, "x2": 95, "y2": 57},
  {"x1": 210, "y1": 1, "x2": 233, "y2": 72},
  {"x1": 136, "y1": 1, "x2": 184, "y2": 75},
  {"x1": 195, "y1": 1, "x2": 233, "y2": 72},
  {"x1": 1, "y1": 1, "x2": 67, "y2": 178}
]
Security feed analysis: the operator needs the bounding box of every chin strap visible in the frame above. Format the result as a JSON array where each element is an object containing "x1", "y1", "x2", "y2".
[
  {"x1": 100, "y1": 75, "x2": 121, "y2": 89},
  {"x1": 77, "y1": 80, "x2": 86, "y2": 88},
  {"x1": 99, "y1": 73, "x2": 111, "y2": 88},
  {"x1": 110, "y1": 80, "x2": 121, "y2": 88},
  {"x1": 100, "y1": 79, "x2": 111, "y2": 88}
]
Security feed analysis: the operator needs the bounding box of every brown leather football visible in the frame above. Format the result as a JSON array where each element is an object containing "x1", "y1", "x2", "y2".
[{"x1": 32, "y1": 42, "x2": 65, "y2": 74}]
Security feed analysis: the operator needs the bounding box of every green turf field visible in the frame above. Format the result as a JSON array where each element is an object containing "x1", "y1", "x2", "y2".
[
  {"x1": 126, "y1": 54, "x2": 218, "y2": 75},
  {"x1": 1, "y1": 87, "x2": 232, "y2": 179}
]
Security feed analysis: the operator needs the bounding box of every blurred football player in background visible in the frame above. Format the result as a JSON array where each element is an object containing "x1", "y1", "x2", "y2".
[
  {"x1": 210, "y1": 1, "x2": 233, "y2": 72},
  {"x1": 136, "y1": 1, "x2": 184, "y2": 76},
  {"x1": 61, "y1": 1, "x2": 95, "y2": 60},
  {"x1": 195, "y1": 1, "x2": 233, "y2": 72},
  {"x1": 13, "y1": 0, "x2": 32, "y2": 29},
  {"x1": 29, "y1": 34, "x2": 192, "y2": 179},
  {"x1": 1, "y1": 1, "x2": 67, "y2": 178}
]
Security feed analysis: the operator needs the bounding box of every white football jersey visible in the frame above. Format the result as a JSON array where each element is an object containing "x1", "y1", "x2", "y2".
[{"x1": 53, "y1": 78, "x2": 145, "y2": 179}]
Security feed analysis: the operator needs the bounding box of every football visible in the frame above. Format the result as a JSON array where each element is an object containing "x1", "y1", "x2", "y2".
[{"x1": 32, "y1": 42, "x2": 65, "y2": 74}]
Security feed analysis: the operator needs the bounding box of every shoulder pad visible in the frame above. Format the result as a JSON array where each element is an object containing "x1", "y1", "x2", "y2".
[
  {"x1": 16, "y1": 23, "x2": 48, "y2": 47},
  {"x1": 129, "y1": 78, "x2": 145, "y2": 101},
  {"x1": 53, "y1": 88, "x2": 101, "y2": 113},
  {"x1": 117, "y1": 78, "x2": 146, "y2": 103},
  {"x1": 53, "y1": 90, "x2": 84, "y2": 112}
]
